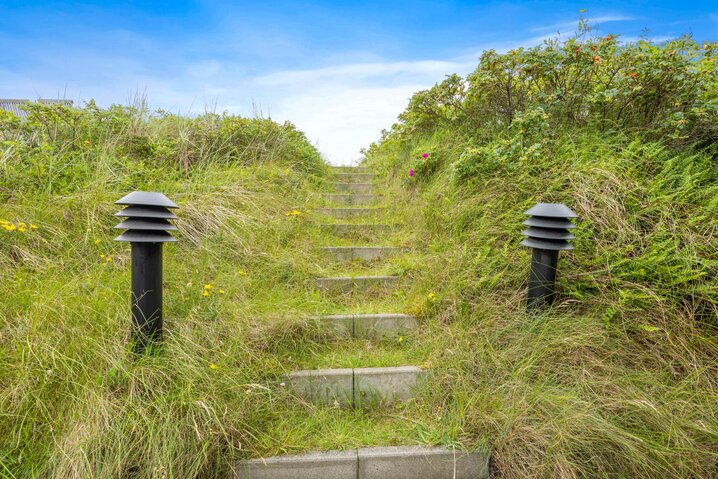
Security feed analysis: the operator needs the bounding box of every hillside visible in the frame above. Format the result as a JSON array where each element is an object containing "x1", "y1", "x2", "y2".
[
  {"x1": 362, "y1": 32, "x2": 718, "y2": 477},
  {"x1": 1, "y1": 30, "x2": 718, "y2": 479}
]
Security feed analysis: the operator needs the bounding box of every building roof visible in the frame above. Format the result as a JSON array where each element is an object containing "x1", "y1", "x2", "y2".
[{"x1": 0, "y1": 99, "x2": 74, "y2": 118}]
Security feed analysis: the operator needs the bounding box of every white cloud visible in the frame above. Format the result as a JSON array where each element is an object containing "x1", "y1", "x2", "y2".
[
  {"x1": 531, "y1": 15, "x2": 635, "y2": 33},
  {"x1": 0, "y1": 28, "x2": 556, "y2": 165}
]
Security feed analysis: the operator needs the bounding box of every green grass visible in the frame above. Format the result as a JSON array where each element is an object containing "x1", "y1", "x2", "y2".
[{"x1": 3, "y1": 32, "x2": 718, "y2": 478}]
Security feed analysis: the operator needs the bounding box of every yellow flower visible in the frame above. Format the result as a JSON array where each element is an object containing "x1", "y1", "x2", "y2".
[
  {"x1": 5, "y1": 224, "x2": 16, "y2": 231},
  {"x1": 219, "y1": 289, "x2": 225, "y2": 294},
  {"x1": 18, "y1": 227, "x2": 26, "y2": 232},
  {"x1": 100, "y1": 254, "x2": 105, "y2": 258},
  {"x1": 19, "y1": 222, "x2": 26, "y2": 227},
  {"x1": 238, "y1": 270, "x2": 247, "y2": 276},
  {"x1": 201, "y1": 290, "x2": 209, "y2": 297},
  {"x1": 285, "y1": 210, "x2": 303, "y2": 217},
  {"x1": 204, "y1": 283, "x2": 212, "y2": 290},
  {"x1": 106, "y1": 257, "x2": 113, "y2": 262},
  {"x1": 427, "y1": 292, "x2": 437, "y2": 302},
  {"x1": 398, "y1": 336, "x2": 404, "y2": 343},
  {"x1": 209, "y1": 363, "x2": 217, "y2": 369},
  {"x1": 94, "y1": 239, "x2": 101, "y2": 244},
  {"x1": 30, "y1": 224, "x2": 38, "y2": 229}
]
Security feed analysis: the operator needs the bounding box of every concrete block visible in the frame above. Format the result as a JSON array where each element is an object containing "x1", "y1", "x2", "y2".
[
  {"x1": 323, "y1": 194, "x2": 380, "y2": 206},
  {"x1": 357, "y1": 446, "x2": 490, "y2": 479},
  {"x1": 353, "y1": 314, "x2": 419, "y2": 337},
  {"x1": 315, "y1": 276, "x2": 398, "y2": 293},
  {"x1": 331, "y1": 166, "x2": 371, "y2": 173},
  {"x1": 333, "y1": 173, "x2": 376, "y2": 183},
  {"x1": 318, "y1": 313, "x2": 418, "y2": 338},
  {"x1": 287, "y1": 368, "x2": 353, "y2": 407},
  {"x1": 329, "y1": 182, "x2": 373, "y2": 193},
  {"x1": 354, "y1": 366, "x2": 425, "y2": 407},
  {"x1": 318, "y1": 314, "x2": 354, "y2": 336},
  {"x1": 315, "y1": 208, "x2": 384, "y2": 219},
  {"x1": 320, "y1": 224, "x2": 391, "y2": 237},
  {"x1": 321, "y1": 246, "x2": 404, "y2": 261},
  {"x1": 233, "y1": 450, "x2": 358, "y2": 479}
]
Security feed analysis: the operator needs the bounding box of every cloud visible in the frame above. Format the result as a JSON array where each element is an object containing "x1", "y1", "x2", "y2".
[
  {"x1": 531, "y1": 15, "x2": 635, "y2": 33},
  {"x1": 256, "y1": 60, "x2": 466, "y2": 86}
]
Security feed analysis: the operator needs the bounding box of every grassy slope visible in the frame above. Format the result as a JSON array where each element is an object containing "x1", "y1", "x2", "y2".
[
  {"x1": 362, "y1": 124, "x2": 718, "y2": 477},
  {"x1": 1, "y1": 107, "x2": 485, "y2": 478}
]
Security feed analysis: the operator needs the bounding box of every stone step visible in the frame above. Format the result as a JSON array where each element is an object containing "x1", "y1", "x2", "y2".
[
  {"x1": 315, "y1": 275, "x2": 398, "y2": 292},
  {"x1": 331, "y1": 166, "x2": 371, "y2": 173},
  {"x1": 329, "y1": 182, "x2": 373, "y2": 193},
  {"x1": 315, "y1": 207, "x2": 384, "y2": 219},
  {"x1": 320, "y1": 223, "x2": 392, "y2": 237},
  {"x1": 232, "y1": 446, "x2": 490, "y2": 478},
  {"x1": 320, "y1": 313, "x2": 419, "y2": 337},
  {"x1": 333, "y1": 173, "x2": 376, "y2": 183},
  {"x1": 323, "y1": 193, "x2": 380, "y2": 206},
  {"x1": 321, "y1": 246, "x2": 405, "y2": 261},
  {"x1": 286, "y1": 366, "x2": 425, "y2": 407}
]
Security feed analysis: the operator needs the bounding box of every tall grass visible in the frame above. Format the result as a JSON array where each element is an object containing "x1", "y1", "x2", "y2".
[{"x1": 362, "y1": 31, "x2": 718, "y2": 478}]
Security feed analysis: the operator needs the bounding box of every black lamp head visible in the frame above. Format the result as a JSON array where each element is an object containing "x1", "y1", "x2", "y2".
[
  {"x1": 521, "y1": 202, "x2": 577, "y2": 251},
  {"x1": 114, "y1": 191, "x2": 179, "y2": 243}
]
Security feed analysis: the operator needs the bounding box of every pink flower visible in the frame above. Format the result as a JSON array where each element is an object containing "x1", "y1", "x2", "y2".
[
  {"x1": 408, "y1": 169, "x2": 414, "y2": 177},
  {"x1": 421, "y1": 153, "x2": 428, "y2": 158}
]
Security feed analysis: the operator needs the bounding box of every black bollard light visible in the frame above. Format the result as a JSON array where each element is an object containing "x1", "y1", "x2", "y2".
[
  {"x1": 520, "y1": 203, "x2": 577, "y2": 311},
  {"x1": 114, "y1": 191, "x2": 179, "y2": 353}
]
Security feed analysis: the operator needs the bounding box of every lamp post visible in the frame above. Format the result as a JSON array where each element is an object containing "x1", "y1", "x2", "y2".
[
  {"x1": 520, "y1": 203, "x2": 577, "y2": 311},
  {"x1": 114, "y1": 191, "x2": 178, "y2": 353}
]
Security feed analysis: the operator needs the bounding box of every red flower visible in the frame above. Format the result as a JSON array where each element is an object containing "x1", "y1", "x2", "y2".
[{"x1": 421, "y1": 153, "x2": 428, "y2": 158}]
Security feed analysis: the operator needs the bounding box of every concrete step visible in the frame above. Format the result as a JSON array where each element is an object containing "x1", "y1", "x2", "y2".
[
  {"x1": 315, "y1": 275, "x2": 398, "y2": 292},
  {"x1": 321, "y1": 246, "x2": 405, "y2": 261},
  {"x1": 315, "y1": 208, "x2": 384, "y2": 219},
  {"x1": 323, "y1": 193, "x2": 380, "y2": 206},
  {"x1": 286, "y1": 366, "x2": 425, "y2": 407},
  {"x1": 233, "y1": 446, "x2": 490, "y2": 478},
  {"x1": 329, "y1": 182, "x2": 373, "y2": 193},
  {"x1": 320, "y1": 313, "x2": 419, "y2": 338},
  {"x1": 333, "y1": 173, "x2": 376, "y2": 183},
  {"x1": 331, "y1": 166, "x2": 371, "y2": 173},
  {"x1": 320, "y1": 223, "x2": 392, "y2": 237}
]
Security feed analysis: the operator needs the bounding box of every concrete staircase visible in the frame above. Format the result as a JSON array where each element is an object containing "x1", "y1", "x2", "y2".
[{"x1": 233, "y1": 166, "x2": 489, "y2": 478}]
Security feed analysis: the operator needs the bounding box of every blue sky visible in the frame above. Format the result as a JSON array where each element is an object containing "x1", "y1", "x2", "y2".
[{"x1": 1, "y1": 1, "x2": 716, "y2": 164}]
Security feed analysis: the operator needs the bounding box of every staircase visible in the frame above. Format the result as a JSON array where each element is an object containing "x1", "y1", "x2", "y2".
[{"x1": 232, "y1": 166, "x2": 489, "y2": 478}]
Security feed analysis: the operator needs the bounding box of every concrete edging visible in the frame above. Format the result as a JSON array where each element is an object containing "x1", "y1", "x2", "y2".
[
  {"x1": 233, "y1": 446, "x2": 489, "y2": 479},
  {"x1": 315, "y1": 275, "x2": 398, "y2": 292},
  {"x1": 321, "y1": 246, "x2": 406, "y2": 261},
  {"x1": 320, "y1": 313, "x2": 419, "y2": 337},
  {"x1": 285, "y1": 366, "x2": 425, "y2": 407}
]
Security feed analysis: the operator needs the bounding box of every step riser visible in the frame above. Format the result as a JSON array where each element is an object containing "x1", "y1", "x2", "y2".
[
  {"x1": 316, "y1": 276, "x2": 398, "y2": 293},
  {"x1": 322, "y1": 247, "x2": 404, "y2": 261},
  {"x1": 315, "y1": 208, "x2": 384, "y2": 219},
  {"x1": 320, "y1": 224, "x2": 392, "y2": 237},
  {"x1": 331, "y1": 166, "x2": 371, "y2": 173},
  {"x1": 320, "y1": 314, "x2": 419, "y2": 338},
  {"x1": 333, "y1": 173, "x2": 375, "y2": 183},
  {"x1": 329, "y1": 183, "x2": 373, "y2": 193},
  {"x1": 287, "y1": 367, "x2": 425, "y2": 407},
  {"x1": 233, "y1": 447, "x2": 490, "y2": 479},
  {"x1": 323, "y1": 194, "x2": 379, "y2": 206}
]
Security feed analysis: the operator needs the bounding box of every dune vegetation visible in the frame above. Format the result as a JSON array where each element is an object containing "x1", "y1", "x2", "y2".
[{"x1": 1, "y1": 26, "x2": 717, "y2": 479}]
